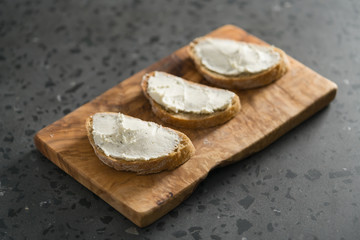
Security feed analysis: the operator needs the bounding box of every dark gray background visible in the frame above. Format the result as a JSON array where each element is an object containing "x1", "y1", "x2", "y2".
[{"x1": 1, "y1": 0, "x2": 359, "y2": 239}]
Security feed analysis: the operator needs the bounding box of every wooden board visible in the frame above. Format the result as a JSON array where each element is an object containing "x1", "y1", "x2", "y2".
[{"x1": 34, "y1": 25, "x2": 337, "y2": 227}]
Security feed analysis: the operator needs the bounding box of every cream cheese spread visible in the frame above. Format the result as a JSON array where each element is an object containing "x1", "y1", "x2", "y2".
[
  {"x1": 194, "y1": 38, "x2": 280, "y2": 75},
  {"x1": 92, "y1": 113, "x2": 180, "y2": 161},
  {"x1": 146, "y1": 71, "x2": 235, "y2": 114}
]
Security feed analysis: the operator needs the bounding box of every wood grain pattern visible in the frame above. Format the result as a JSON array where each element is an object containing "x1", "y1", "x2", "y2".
[{"x1": 34, "y1": 25, "x2": 337, "y2": 227}]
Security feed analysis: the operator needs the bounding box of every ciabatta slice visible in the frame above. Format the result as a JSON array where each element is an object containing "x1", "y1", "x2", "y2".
[
  {"x1": 188, "y1": 37, "x2": 289, "y2": 89},
  {"x1": 141, "y1": 71, "x2": 241, "y2": 129},
  {"x1": 86, "y1": 112, "x2": 195, "y2": 175}
]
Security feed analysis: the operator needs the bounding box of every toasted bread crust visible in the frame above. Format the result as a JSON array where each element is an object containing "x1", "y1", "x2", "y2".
[
  {"x1": 141, "y1": 72, "x2": 241, "y2": 129},
  {"x1": 86, "y1": 113, "x2": 195, "y2": 175},
  {"x1": 188, "y1": 37, "x2": 289, "y2": 90}
]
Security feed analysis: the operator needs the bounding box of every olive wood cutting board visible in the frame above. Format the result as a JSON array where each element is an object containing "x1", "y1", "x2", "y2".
[{"x1": 34, "y1": 25, "x2": 337, "y2": 227}]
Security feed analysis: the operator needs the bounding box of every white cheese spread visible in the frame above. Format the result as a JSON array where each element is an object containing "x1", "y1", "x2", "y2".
[
  {"x1": 194, "y1": 38, "x2": 280, "y2": 75},
  {"x1": 92, "y1": 113, "x2": 180, "y2": 161},
  {"x1": 146, "y1": 71, "x2": 235, "y2": 114}
]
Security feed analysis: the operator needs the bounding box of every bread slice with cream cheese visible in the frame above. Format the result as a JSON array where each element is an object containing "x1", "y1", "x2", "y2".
[
  {"x1": 188, "y1": 37, "x2": 289, "y2": 89},
  {"x1": 86, "y1": 112, "x2": 195, "y2": 174},
  {"x1": 141, "y1": 71, "x2": 241, "y2": 129}
]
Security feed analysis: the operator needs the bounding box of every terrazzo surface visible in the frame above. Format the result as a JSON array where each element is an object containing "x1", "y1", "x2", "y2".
[{"x1": 1, "y1": 0, "x2": 360, "y2": 239}]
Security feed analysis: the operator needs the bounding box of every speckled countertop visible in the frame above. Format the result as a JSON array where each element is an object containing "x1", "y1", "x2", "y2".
[{"x1": 1, "y1": 0, "x2": 359, "y2": 239}]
